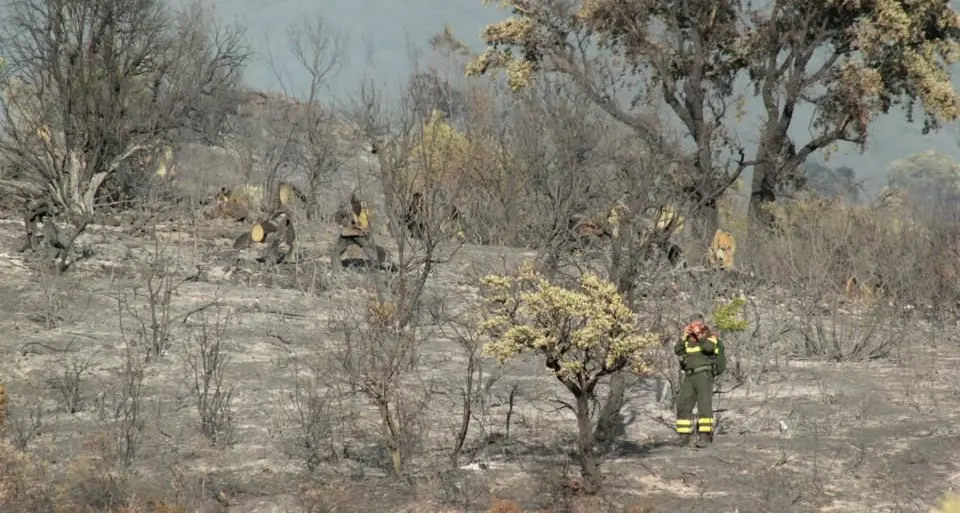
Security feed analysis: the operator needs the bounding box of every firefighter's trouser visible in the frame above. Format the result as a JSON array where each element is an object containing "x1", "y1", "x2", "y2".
[{"x1": 675, "y1": 366, "x2": 714, "y2": 435}]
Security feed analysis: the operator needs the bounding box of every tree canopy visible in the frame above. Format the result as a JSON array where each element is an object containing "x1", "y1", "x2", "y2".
[
  {"x1": 885, "y1": 150, "x2": 960, "y2": 203},
  {"x1": 465, "y1": 0, "x2": 960, "y2": 239}
]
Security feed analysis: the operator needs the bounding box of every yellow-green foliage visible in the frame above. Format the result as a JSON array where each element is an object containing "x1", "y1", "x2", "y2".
[
  {"x1": 469, "y1": 0, "x2": 960, "y2": 142},
  {"x1": 393, "y1": 109, "x2": 502, "y2": 192},
  {"x1": 931, "y1": 492, "x2": 960, "y2": 513},
  {"x1": 478, "y1": 262, "x2": 660, "y2": 388},
  {"x1": 711, "y1": 296, "x2": 748, "y2": 333},
  {"x1": 153, "y1": 146, "x2": 174, "y2": 179}
]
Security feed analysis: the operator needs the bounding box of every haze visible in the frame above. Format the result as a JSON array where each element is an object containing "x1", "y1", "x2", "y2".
[{"x1": 209, "y1": 0, "x2": 960, "y2": 197}]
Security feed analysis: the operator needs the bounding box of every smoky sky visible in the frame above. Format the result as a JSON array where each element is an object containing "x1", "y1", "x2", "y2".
[{"x1": 186, "y1": 0, "x2": 960, "y2": 198}]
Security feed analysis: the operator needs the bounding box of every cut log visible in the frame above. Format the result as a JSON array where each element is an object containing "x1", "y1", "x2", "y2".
[{"x1": 251, "y1": 220, "x2": 278, "y2": 243}]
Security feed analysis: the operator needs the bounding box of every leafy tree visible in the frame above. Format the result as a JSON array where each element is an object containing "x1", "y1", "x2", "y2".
[
  {"x1": 885, "y1": 150, "x2": 960, "y2": 204},
  {"x1": 462, "y1": 0, "x2": 746, "y2": 244},
  {"x1": 478, "y1": 262, "x2": 660, "y2": 493},
  {"x1": 743, "y1": 0, "x2": 960, "y2": 229},
  {"x1": 464, "y1": 0, "x2": 960, "y2": 236}
]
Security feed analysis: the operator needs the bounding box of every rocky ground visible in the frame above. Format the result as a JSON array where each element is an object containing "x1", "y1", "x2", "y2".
[{"x1": 1, "y1": 204, "x2": 959, "y2": 513}]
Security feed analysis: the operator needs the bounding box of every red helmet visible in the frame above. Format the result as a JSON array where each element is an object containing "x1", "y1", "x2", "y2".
[{"x1": 684, "y1": 320, "x2": 709, "y2": 339}]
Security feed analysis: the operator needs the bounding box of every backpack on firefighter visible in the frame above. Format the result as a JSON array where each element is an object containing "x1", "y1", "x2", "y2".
[{"x1": 707, "y1": 335, "x2": 726, "y2": 377}]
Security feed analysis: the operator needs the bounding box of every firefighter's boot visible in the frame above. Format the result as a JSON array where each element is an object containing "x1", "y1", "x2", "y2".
[
  {"x1": 676, "y1": 433, "x2": 694, "y2": 447},
  {"x1": 695, "y1": 432, "x2": 712, "y2": 448}
]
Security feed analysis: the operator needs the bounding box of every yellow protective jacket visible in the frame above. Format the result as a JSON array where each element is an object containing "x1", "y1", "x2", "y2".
[
  {"x1": 337, "y1": 199, "x2": 371, "y2": 236},
  {"x1": 354, "y1": 208, "x2": 369, "y2": 231},
  {"x1": 675, "y1": 335, "x2": 719, "y2": 374}
]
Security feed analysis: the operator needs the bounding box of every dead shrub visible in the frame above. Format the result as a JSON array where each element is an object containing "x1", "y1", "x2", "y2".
[
  {"x1": 329, "y1": 284, "x2": 431, "y2": 478},
  {"x1": 110, "y1": 503, "x2": 186, "y2": 513},
  {"x1": 60, "y1": 448, "x2": 131, "y2": 511},
  {"x1": 126, "y1": 235, "x2": 181, "y2": 361},
  {"x1": 48, "y1": 350, "x2": 94, "y2": 414},
  {"x1": 3, "y1": 392, "x2": 44, "y2": 451},
  {"x1": 183, "y1": 308, "x2": 235, "y2": 448},
  {"x1": 112, "y1": 298, "x2": 147, "y2": 467},
  {"x1": 298, "y1": 479, "x2": 414, "y2": 513},
  {"x1": 0, "y1": 440, "x2": 57, "y2": 513},
  {"x1": 751, "y1": 192, "x2": 937, "y2": 360},
  {"x1": 796, "y1": 299, "x2": 906, "y2": 361},
  {"x1": 287, "y1": 361, "x2": 356, "y2": 471},
  {"x1": 444, "y1": 317, "x2": 502, "y2": 469}
]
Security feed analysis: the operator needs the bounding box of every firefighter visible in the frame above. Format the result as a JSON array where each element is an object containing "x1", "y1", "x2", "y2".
[
  {"x1": 674, "y1": 319, "x2": 725, "y2": 448},
  {"x1": 330, "y1": 191, "x2": 383, "y2": 269}
]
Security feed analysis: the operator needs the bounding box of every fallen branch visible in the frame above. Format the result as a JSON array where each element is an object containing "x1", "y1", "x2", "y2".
[{"x1": 180, "y1": 300, "x2": 227, "y2": 325}]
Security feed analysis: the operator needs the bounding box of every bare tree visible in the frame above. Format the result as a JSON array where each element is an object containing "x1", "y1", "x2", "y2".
[
  {"x1": 449, "y1": 325, "x2": 502, "y2": 469},
  {"x1": 497, "y1": 77, "x2": 622, "y2": 254},
  {"x1": 350, "y1": 74, "x2": 471, "y2": 283},
  {"x1": 0, "y1": 0, "x2": 249, "y2": 270},
  {"x1": 281, "y1": 16, "x2": 347, "y2": 221},
  {"x1": 323, "y1": 69, "x2": 499, "y2": 478}
]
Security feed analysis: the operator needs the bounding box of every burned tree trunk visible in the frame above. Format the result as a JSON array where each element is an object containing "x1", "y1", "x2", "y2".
[{"x1": 20, "y1": 200, "x2": 56, "y2": 253}]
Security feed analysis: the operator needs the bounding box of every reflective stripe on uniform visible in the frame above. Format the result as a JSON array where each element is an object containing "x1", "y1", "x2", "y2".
[
  {"x1": 706, "y1": 336, "x2": 720, "y2": 354},
  {"x1": 676, "y1": 419, "x2": 693, "y2": 434},
  {"x1": 686, "y1": 336, "x2": 719, "y2": 354},
  {"x1": 698, "y1": 418, "x2": 713, "y2": 433},
  {"x1": 685, "y1": 365, "x2": 712, "y2": 375}
]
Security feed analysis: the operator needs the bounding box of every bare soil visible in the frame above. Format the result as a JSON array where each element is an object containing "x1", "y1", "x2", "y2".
[{"x1": 0, "y1": 213, "x2": 957, "y2": 513}]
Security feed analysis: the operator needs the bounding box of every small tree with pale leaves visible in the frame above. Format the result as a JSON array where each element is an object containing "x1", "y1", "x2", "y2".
[{"x1": 477, "y1": 262, "x2": 659, "y2": 494}]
